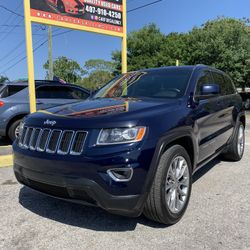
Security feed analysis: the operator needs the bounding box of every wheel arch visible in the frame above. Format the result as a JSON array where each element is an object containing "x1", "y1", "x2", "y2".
[
  {"x1": 141, "y1": 130, "x2": 197, "y2": 198},
  {"x1": 6, "y1": 114, "x2": 27, "y2": 136}
]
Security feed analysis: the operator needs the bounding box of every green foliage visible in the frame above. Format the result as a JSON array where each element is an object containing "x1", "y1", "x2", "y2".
[
  {"x1": 112, "y1": 23, "x2": 166, "y2": 71},
  {"x1": 181, "y1": 18, "x2": 250, "y2": 89},
  {"x1": 112, "y1": 18, "x2": 250, "y2": 89},
  {"x1": 0, "y1": 75, "x2": 9, "y2": 83},
  {"x1": 78, "y1": 59, "x2": 115, "y2": 90},
  {"x1": 44, "y1": 56, "x2": 85, "y2": 83}
]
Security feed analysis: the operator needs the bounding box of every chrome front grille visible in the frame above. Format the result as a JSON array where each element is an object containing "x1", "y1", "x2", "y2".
[{"x1": 18, "y1": 127, "x2": 87, "y2": 155}]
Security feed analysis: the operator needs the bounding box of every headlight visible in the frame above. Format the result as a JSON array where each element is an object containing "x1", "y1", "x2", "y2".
[{"x1": 97, "y1": 127, "x2": 146, "y2": 145}]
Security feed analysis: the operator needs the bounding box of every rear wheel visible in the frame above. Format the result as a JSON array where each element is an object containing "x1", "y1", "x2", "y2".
[
  {"x1": 222, "y1": 122, "x2": 245, "y2": 161},
  {"x1": 8, "y1": 119, "x2": 22, "y2": 142},
  {"x1": 143, "y1": 145, "x2": 192, "y2": 225}
]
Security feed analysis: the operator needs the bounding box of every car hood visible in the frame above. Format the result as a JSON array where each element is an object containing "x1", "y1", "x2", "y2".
[
  {"x1": 26, "y1": 97, "x2": 183, "y2": 129},
  {"x1": 43, "y1": 97, "x2": 180, "y2": 117}
]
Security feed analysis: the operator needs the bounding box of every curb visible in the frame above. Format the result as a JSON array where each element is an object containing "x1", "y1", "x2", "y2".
[
  {"x1": 0, "y1": 146, "x2": 12, "y2": 156},
  {"x1": 0, "y1": 155, "x2": 13, "y2": 168},
  {"x1": 0, "y1": 145, "x2": 13, "y2": 167}
]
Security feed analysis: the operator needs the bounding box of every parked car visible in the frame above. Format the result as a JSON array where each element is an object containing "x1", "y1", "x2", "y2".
[
  {"x1": 13, "y1": 65, "x2": 245, "y2": 225},
  {"x1": 47, "y1": 0, "x2": 85, "y2": 15},
  {"x1": 0, "y1": 80, "x2": 89, "y2": 141}
]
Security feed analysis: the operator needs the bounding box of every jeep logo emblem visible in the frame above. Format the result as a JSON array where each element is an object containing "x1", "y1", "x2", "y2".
[{"x1": 44, "y1": 119, "x2": 57, "y2": 126}]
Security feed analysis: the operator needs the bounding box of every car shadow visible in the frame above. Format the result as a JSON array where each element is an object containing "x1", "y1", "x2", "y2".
[
  {"x1": 18, "y1": 158, "x2": 221, "y2": 232},
  {"x1": 18, "y1": 186, "x2": 166, "y2": 232},
  {"x1": 0, "y1": 136, "x2": 11, "y2": 146}
]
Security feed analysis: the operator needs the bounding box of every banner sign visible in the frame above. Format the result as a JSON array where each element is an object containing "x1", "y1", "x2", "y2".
[{"x1": 30, "y1": 0, "x2": 124, "y2": 36}]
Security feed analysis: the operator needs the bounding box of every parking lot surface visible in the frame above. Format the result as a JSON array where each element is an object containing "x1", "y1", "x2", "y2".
[{"x1": 0, "y1": 133, "x2": 250, "y2": 249}]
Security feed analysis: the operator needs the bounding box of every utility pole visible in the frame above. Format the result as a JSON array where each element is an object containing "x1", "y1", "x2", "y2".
[{"x1": 48, "y1": 25, "x2": 53, "y2": 80}]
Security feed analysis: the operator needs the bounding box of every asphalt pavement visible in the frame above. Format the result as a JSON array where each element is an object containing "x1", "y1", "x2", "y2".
[{"x1": 0, "y1": 132, "x2": 249, "y2": 249}]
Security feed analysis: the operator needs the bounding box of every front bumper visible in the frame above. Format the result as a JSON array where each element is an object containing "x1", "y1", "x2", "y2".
[{"x1": 13, "y1": 140, "x2": 155, "y2": 217}]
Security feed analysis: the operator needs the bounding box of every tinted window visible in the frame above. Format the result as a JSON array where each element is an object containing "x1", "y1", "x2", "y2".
[
  {"x1": 211, "y1": 71, "x2": 235, "y2": 96},
  {"x1": 0, "y1": 85, "x2": 26, "y2": 98},
  {"x1": 94, "y1": 69, "x2": 193, "y2": 99},
  {"x1": 223, "y1": 74, "x2": 236, "y2": 95},
  {"x1": 195, "y1": 71, "x2": 214, "y2": 96},
  {"x1": 70, "y1": 87, "x2": 89, "y2": 99},
  {"x1": 36, "y1": 86, "x2": 88, "y2": 99}
]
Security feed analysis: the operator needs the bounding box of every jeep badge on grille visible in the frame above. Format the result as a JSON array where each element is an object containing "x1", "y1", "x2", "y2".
[{"x1": 44, "y1": 120, "x2": 57, "y2": 126}]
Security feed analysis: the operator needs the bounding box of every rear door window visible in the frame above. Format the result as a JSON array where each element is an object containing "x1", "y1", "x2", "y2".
[
  {"x1": 0, "y1": 85, "x2": 26, "y2": 98},
  {"x1": 36, "y1": 86, "x2": 87, "y2": 99},
  {"x1": 69, "y1": 87, "x2": 89, "y2": 100},
  {"x1": 223, "y1": 74, "x2": 236, "y2": 95},
  {"x1": 212, "y1": 72, "x2": 232, "y2": 96}
]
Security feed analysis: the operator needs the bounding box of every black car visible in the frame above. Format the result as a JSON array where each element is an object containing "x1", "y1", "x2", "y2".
[
  {"x1": 13, "y1": 65, "x2": 245, "y2": 225},
  {"x1": 0, "y1": 80, "x2": 90, "y2": 141}
]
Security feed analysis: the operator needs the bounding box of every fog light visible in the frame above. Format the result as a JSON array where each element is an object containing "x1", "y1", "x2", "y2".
[{"x1": 107, "y1": 168, "x2": 133, "y2": 182}]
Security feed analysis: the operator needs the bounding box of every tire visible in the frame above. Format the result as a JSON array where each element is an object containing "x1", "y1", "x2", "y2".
[
  {"x1": 8, "y1": 119, "x2": 22, "y2": 142},
  {"x1": 221, "y1": 122, "x2": 245, "y2": 161},
  {"x1": 143, "y1": 145, "x2": 192, "y2": 225},
  {"x1": 57, "y1": 0, "x2": 65, "y2": 13}
]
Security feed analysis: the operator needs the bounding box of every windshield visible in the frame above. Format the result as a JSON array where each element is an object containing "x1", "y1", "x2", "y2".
[{"x1": 94, "y1": 68, "x2": 193, "y2": 99}]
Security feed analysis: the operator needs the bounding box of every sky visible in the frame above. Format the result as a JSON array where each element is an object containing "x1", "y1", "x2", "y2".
[{"x1": 0, "y1": 0, "x2": 249, "y2": 81}]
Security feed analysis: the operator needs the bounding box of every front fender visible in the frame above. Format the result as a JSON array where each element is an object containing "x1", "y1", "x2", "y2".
[{"x1": 141, "y1": 126, "x2": 197, "y2": 197}]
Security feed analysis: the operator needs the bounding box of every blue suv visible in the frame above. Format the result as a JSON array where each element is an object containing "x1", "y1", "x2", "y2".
[{"x1": 13, "y1": 65, "x2": 245, "y2": 225}]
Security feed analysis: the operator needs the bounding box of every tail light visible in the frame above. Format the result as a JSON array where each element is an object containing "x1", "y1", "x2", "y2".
[{"x1": 0, "y1": 101, "x2": 4, "y2": 107}]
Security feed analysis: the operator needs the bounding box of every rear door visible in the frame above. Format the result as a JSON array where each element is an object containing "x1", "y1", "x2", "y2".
[{"x1": 210, "y1": 71, "x2": 236, "y2": 149}]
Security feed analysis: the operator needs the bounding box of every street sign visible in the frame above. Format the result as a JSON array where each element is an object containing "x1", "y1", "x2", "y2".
[
  {"x1": 24, "y1": 0, "x2": 127, "y2": 113},
  {"x1": 30, "y1": 0, "x2": 124, "y2": 37}
]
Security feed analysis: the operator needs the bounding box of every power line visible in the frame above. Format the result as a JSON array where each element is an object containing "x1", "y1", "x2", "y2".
[
  {"x1": 1, "y1": 30, "x2": 72, "y2": 74},
  {"x1": 127, "y1": 0, "x2": 163, "y2": 13},
  {"x1": 0, "y1": 5, "x2": 24, "y2": 18}
]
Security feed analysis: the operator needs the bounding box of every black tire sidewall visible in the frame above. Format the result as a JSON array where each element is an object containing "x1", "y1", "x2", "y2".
[
  {"x1": 159, "y1": 146, "x2": 192, "y2": 224},
  {"x1": 234, "y1": 122, "x2": 245, "y2": 160},
  {"x1": 8, "y1": 120, "x2": 21, "y2": 142}
]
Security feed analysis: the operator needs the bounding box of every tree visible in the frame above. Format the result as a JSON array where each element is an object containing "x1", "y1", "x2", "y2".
[
  {"x1": 112, "y1": 18, "x2": 250, "y2": 90},
  {"x1": 112, "y1": 23, "x2": 166, "y2": 72},
  {"x1": 44, "y1": 56, "x2": 85, "y2": 83},
  {"x1": 0, "y1": 75, "x2": 9, "y2": 83},
  {"x1": 79, "y1": 59, "x2": 115, "y2": 90},
  {"x1": 181, "y1": 18, "x2": 250, "y2": 90}
]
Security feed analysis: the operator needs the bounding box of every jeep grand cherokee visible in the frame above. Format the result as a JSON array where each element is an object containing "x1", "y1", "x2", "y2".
[{"x1": 13, "y1": 65, "x2": 245, "y2": 225}]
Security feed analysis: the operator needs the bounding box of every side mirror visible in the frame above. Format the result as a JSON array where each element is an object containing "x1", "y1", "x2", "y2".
[{"x1": 201, "y1": 83, "x2": 220, "y2": 96}]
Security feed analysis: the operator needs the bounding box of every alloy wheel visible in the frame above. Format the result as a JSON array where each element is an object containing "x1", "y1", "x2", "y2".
[{"x1": 165, "y1": 156, "x2": 190, "y2": 214}]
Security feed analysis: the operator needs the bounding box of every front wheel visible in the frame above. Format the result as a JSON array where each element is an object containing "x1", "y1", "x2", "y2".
[{"x1": 143, "y1": 145, "x2": 192, "y2": 225}]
